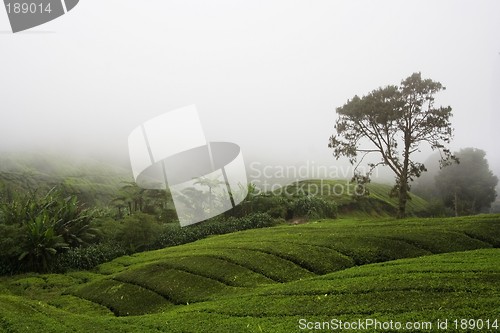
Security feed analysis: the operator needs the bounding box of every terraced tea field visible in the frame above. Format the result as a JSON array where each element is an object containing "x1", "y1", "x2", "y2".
[{"x1": 1, "y1": 215, "x2": 499, "y2": 332}]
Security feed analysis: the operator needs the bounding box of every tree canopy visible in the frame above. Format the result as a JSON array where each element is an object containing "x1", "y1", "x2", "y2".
[
  {"x1": 436, "y1": 148, "x2": 498, "y2": 216},
  {"x1": 329, "y1": 73, "x2": 455, "y2": 218}
]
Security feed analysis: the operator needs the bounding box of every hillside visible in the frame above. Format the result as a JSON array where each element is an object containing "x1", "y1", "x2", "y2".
[
  {"x1": 280, "y1": 179, "x2": 428, "y2": 216},
  {"x1": 0, "y1": 152, "x2": 132, "y2": 207},
  {"x1": 0, "y1": 152, "x2": 429, "y2": 217},
  {"x1": 0, "y1": 215, "x2": 499, "y2": 332}
]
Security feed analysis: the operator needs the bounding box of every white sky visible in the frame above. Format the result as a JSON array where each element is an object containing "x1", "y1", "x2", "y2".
[{"x1": 1, "y1": 0, "x2": 499, "y2": 179}]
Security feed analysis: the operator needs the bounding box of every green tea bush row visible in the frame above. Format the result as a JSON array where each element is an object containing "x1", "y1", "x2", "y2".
[
  {"x1": 49, "y1": 213, "x2": 277, "y2": 273},
  {"x1": 153, "y1": 213, "x2": 277, "y2": 249},
  {"x1": 51, "y1": 242, "x2": 128, "y2": 272},
  {"x1": 229, "y1": 193, "x2": 338, "y2": 220}
]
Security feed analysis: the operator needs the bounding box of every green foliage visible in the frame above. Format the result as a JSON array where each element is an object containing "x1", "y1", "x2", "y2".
[
  {"x1": 54, "y1": 196, "x2": 98, "y2": 248},
  {"x1": 67, "y1": 215, "x2": 500, "y2": 315},
  {"x1": 141, "y1": 256, "x2": 275, "y2": 287},
  {"x1": 26, "y1": 212, "x2": 279, "y2": 273},
  {"x1": 0, "y1": 216, "x2": 499, "y2": 331},
  {"x1": 18, "y1": 213, "x2": 69, "y2": 272},
  {"x1": 0, "y1": 152, "x2": 130, "y2": 209},
  {"x1": 188, "y1": 249, "x2": 500, "y2": 323},
  {"x1": 418, "y1": 199, "x2": 453, "y2": 217},
  {"x1": 112, "y1": 182, "x2": 174, "y2": 219},
  {"x1": 291, "y1": 195, "x2": 337, "y2": 219},
  {"x1": 229, "y1": 184, "x2": 338, "y2": 220},
  {"x1": 115, "y1": 213, "x2": 165, "y2": 252},
  {"x1": 153, "y1": 213, "x2": 277, "y2": 249},
  {"x1": 72, "y1": 279, "x2": 172, "y2": 316},
  {"x1": 492, "y1": 198, "x2": 500, "y2": 214},
  {"x1": 0, "y1": 223, "x2": 25, "y2": 258},
  {"x1": 0, "y1": 188, "x2": 97, "y2": 273},
  {"x1": 114, "y1": 266, "x2": 240, "y2": 304},
  {"x1": 51, "y1": 243, "x2": 127, "y2": 272},
  {"x1": 235, "y1": 193, "x2": 291, "y2": 218},
  {"x1": 52, "y1": 213, "x2": 279, "y2": 273},
  {"x1": 329, "y1": 73, "x2": 455, "y2": 218},
  {"x1": 278, "y1": 179, "x2": 428, "y2": 217},
  {"x1": 436, "y1": 148, "x2": 498, "y2": 216},
  {"x1": 0, "y1": 224, "x2": 25, "y2": 275},
  {"x1": 0, "y1": 188, "x2": 97, "y2": 247}
]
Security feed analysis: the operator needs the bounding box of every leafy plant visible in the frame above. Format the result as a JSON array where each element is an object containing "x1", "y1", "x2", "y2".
[
  {"x1": 52, "y1": 242, "x2": 127, "y2": 272},
  {"x1": 0, "y1": 187, "x2": 98, "y2": 273},
  {"x1": 19, "y1": 212, "x2": 69, "y2": 272},
  {"x1": 115, "y1": 213, "x2": 165, "y2": 252},
  {"x1": 291, "y1": 195, "x2": 337, "y2": 219}
]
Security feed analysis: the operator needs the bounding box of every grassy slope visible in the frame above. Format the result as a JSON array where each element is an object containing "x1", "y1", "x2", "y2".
[
  {"x1": 1, "y1": 215, "x2": 500, "y2": 332},
  {"x1": 281, "y1": 179, "x2": 429, "y2": 216},
  {"x1": 0, "y1": 153, "x2": 131, "y2": 206}
]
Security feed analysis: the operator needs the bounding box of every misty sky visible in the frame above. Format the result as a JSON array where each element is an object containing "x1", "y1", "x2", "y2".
[{"x1": 1, "y1": 0, "x2": 499, "y2": 180}]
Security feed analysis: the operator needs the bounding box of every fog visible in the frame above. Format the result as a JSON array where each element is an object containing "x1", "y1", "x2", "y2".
[{"x1": 1, "y1": 0, "x2": 499, "y2": 183}]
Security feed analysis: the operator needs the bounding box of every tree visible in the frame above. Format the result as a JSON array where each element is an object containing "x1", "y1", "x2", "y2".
[
  {"x1": 115, "y1": 182, "x2": 144, "y2": 215},
  {"x1": 435, "y1": 148, "x2": 498, "y2": 216},
  {"x1": 328, "y1": 73, "x2": 455, "y2": 218},
  {"x1": 112, "y1": 182, "x2": 173, "y2": 220},
  {"x1": 194, "y1": 176, "x2": 226, "y2": 213},
  {"x1": 141, "y1": 188, "x2": 173, "y2": 218},
  {"x1": 110, "y1": 196, "x2": 127, "y2": 219}
]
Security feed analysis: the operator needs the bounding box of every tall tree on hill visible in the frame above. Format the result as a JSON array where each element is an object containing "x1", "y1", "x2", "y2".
[
  {"x1": 328, "y1": 73, "x2": 456, "y2": 218},
  {"x1": 436, "y1": 148, "x2": 498, "y2": 216}
]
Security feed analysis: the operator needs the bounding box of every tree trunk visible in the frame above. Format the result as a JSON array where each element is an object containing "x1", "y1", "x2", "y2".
[
  {"x1": 397, "y1": 130, "x2": 412, "y2": 219},
  {"x1": 397, "y1": 178, "x2": 408, "y2": 219}
]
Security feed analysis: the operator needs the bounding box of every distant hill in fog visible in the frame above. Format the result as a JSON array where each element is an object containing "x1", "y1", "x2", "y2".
[{"x1": 0, "y1": 152, "x2": 132, "y2": 207}]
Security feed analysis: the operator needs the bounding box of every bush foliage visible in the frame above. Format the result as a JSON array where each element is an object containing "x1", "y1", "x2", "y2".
[
  {"x1": 0, "y1": 179, "x2": 341, "y2": 275},
  {"x1": 0, "y1": 188, "x2": 97, "y2": 273}
]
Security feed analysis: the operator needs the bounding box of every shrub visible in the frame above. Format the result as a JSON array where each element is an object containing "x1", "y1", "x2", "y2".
[
  {"x1": 243, "y1": 195, "x2": 291, "y2": 219},
  {"x1": 115, "y1": 213, "x2": 165, "y2": 252},
  {"x1": 227, "y1": 187, "x2": 339, "y2": 220},
  {"x1": 0, "y1": 260, "x2": 16, "y2": 275},
  {"x1": 0, "y1": 223, "x2": 25, "y2": 260},
  {"x1": 153, "y1": 213, "x2": 277, "y2": 249},
  {"x1": 291, "y1": 195, "x2": 337, "y2": 219},
  {"x1": 417, "y1": 199, "x2": 454, "y2": 218},
  {"x1": 51, "y1": 242, "x2": 128, "y2": 272},
  {"x1": 0, "y1": 188, "x2": 97, "y2": 273}
]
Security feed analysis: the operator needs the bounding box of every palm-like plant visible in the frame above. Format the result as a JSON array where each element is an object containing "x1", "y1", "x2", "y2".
[
  {"x1": 118, "y1": 182, "x2": 145, "y2": 214},
  {"x1": 175, "y1": 187, "x2": 206, "y2": 221},
  {"x1": 52, "y1": 195, "x2": 97, "y2": 247},
  {"x1": 1, "y1": 187, "x2": 97, "y2": 272},
  {"x1": 142, "y1": 188, "x2": 172, "y2": 214},
  {"x1": 111, "y1": 182, "x2": 175, "y2": 220},
  {"x1": 110, "y1": 197, "x2": 127, "y2": 218},
  {"x1": 19, "y1": 212, "x2": 69, "y2": 272}
]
